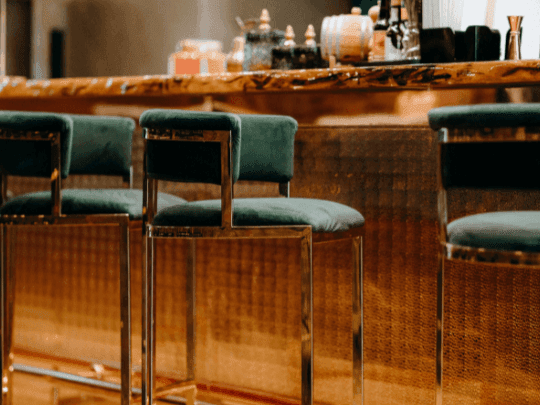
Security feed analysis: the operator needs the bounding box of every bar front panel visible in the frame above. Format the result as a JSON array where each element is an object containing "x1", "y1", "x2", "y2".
[{"x1": 9, "y1": 125, "x2": 540, "y2": 404}]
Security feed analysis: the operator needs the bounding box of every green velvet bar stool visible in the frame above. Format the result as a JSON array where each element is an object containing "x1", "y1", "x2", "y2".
[
  {"x1": 139, "y1": 109, "x2": 366, "y2": 405},
  {"x1": 0, "y1": 112, "x2": 186, "y2": 405},
  {"x1": 429, "y1": 103, "x2": 540, "y2": 405}
]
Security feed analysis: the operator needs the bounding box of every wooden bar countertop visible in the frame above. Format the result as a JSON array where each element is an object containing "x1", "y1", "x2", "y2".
[{"x1": 0, "y1": 59, "x2": 539, "y2": 100}]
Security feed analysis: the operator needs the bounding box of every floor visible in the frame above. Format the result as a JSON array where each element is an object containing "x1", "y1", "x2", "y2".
[{"x1": 12, "y1": 352, "x2": 296, "y2": 405}]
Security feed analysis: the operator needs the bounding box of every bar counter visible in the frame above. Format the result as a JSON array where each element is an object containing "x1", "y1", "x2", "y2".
[
  {"x1": 4, "y1": 61, "x2": 540, "y2": 405},
  {"x1": 0, "y1": 59, "x2": 539, "y2": 98}
]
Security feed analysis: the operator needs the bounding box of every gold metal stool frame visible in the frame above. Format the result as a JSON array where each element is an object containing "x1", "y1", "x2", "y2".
[
  {"x1": 435, "y1": 126, "x2": 540, "y2": 405},
  {"x1": 141, "y1": 127, "x2": 365, "y2": 405},
  {"x1": 0, "y1": 127, "x2": 134, "y2": 405}
]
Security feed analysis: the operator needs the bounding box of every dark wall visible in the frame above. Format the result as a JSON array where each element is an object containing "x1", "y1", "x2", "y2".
[
  {"x1": 352, "y1": 0, "x2": 378, "y2": 14},
  {"x1": 6, "y1": 0, "x2": 31, "y2": 77}
]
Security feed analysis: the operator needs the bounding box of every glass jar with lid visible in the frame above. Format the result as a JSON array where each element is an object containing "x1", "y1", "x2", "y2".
[{"x1": 168, "y1": 39, "x2": 226, "y2": 75}]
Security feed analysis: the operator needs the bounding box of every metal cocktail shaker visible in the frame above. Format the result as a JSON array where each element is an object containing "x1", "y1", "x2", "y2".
[{"x1": 506, "y1": 16, "x2": 523, "y2": 60}]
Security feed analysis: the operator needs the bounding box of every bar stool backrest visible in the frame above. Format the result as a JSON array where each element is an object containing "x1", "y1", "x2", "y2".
[
  {"x1": 429, "y1": 104, "x2": 540, "y2": 190},
  {"x1": 141, "y1": 109, "x2": 297, "y2": 185},
  {"x1": 68, "y1": 114, "x2": 135, "y2": 182},
  {"x1": 236, "y1": 114, "x2": 296, "y2": 183},
  {"x1": 0, "y1": 111, "x2": 73, "y2": 179}
]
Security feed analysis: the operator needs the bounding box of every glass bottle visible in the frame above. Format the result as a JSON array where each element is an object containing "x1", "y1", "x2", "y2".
[
  {"x1": 244, "y1": 9, "x2": 285, "y2": 71},
  {"x1": 370, "y1": 0, "x2": 390, "y2": 62},
  {"x1": 385, "y1": 0, "x2": 404, "y2": 61},
  {"x1": 226, "y1": 37, "x2": 245, "y2": 72}
]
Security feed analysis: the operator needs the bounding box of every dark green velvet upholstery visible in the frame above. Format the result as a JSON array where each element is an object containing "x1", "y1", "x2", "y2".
[
  {"x1": 0, "y1": 112, "x2": 174, "y2": 219},
  {"x1": 140, "y1": 110, "x2": 297, "y2": 184},
  {"x1": 448, "y1": 211, "x2": 540, "y2": 252},
  {"x1": 237, "y1": 114, "x2": 296, "y2": 183},
  {"x1": 140, "y1": 109, "x2": 242, "y2": 184},
  {"x1": 0, "y1": 189, "x2": 186, "y2": 220},
  {"x1": 429, "y1": 103, "x2": 540, "y2": 130},
  {"x1": 140, "y1": 109, "x2": 241, "y2": 132},
  {"x1": 69, "y1": 114, "x2": 135, "y2": 177},
  {"x1": 152, "y1": 198, "x2": 365, "y2": 233},
  {"x1": 0, "y1": 111, "x2": 73, "y2": 178}
]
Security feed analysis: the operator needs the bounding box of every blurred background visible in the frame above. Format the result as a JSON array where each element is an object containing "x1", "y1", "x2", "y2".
[
  {"x1": 7, "y1": 0, "x2": 351, "y2": 78},
  {"x1": 4, "y1": 0, "x2": 540, "y2": 78}
]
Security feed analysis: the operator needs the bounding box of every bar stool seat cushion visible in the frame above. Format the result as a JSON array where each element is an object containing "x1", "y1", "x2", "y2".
[
  {"x1": 0, "y1": 189, "x2": 186, "y2": 220},
  {"x1": 448, "y1": 211, "x2": 540, "y2": 252},
  {"x1": 152, "y1": 198, "x2": 365, "y2": 233},
  {"x1": 429, "y1": 103, "x2": 540, "y2": 130}
]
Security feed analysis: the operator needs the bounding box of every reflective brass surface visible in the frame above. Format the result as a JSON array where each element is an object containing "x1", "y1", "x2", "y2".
[
  {"x1": 186, "y1": 239, "x2": 196, "y2": 383},
  {"x1": 1, "y1": 224, "x2": 14, "y2": 405},
  {"x1": 352, "y1": 236, "x2": 363, "y2": 405},
  {"x1": 300, "y1": 232, "x2": 313, "y2": 405},
  {"x1": 142, "y1": 127, "x2": 365, "y2": 405},
  {"x1": 444, "y1": 126, "x2": 540, "y2": 143},
  {"x1": 444, "y1": 242, "x2": 540, "y2": 265},
  {"x1": 436, "y1": 123, "x2": 540, "y2": 405},
  {"x1": 0, "y1": 127, "x2": 134, "y2": 404},
  {"x1": 8, "y1": 125, "x2": 540, "y2": 404},
  {"x1": 506, "y1": 16, "x2": 523, "y2": 61}
]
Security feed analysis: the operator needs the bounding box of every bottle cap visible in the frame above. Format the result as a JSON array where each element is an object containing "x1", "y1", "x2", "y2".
[
  {"x1": 305, "y1": 24, "x2": 316, "y2": 47},
  {"x1": 259, "y1": 9, "x2": 271, "y2": 32},
  {"x1": 284, "y1": 25, "x2": 296, "y2": 47},
  {"x1": 368, "y1": 4, "x2": 380, "y2": 23}
]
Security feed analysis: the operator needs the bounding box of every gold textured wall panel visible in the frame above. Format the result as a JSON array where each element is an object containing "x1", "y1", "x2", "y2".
[{"x1": 8, "y1": 125, "x2": 540, "y2": 404}]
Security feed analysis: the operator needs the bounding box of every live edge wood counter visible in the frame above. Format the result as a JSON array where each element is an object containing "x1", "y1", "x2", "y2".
[
  {"x1": 0, "y1": 59, "x2": 539, "y2": 99},
  {"x1": 5, "y1": 61, "x2": 540, "y2": 405}
]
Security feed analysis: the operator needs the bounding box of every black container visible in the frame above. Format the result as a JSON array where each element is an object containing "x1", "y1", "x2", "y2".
[
  {"x1": 421, "y1": 26, "x2": 500, "y2": 63},
  {"x1": 420, "y1": 27, "x2": 455, "y2": 63},
  {"x1": 457, "y1": 25, "x2": 501, "y2": 62},
  {"x1": 244, "y1": 29, "x2": 285, "y2": 71},
  {"x1": 271, "y1": 47, "x2": 294, "y2": 70},
  {"x1": 271, "y1": 45, "x2": 329, "y2": 70}
]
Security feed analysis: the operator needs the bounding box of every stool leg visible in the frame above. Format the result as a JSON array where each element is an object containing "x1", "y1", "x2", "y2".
[
  {"x1": 186, "y1": 239, "x2": 196, "y2": 405},
  {"x1": 186, "y1": 239, "x2": 196, "y2": 381},
  {"x1": 352, "y1": 236, "x2": 363, "y2": 405},
  {"x1": 300, "y1": 232, "x2": 313, "y2": 405},
  {"x1": 435, "y1": 250, "x2": 445, "y2": 405},
  {"x1": 119, "y1": 220, "x2": 132, "y2": 405},
  {"x1": 1, "y1": 225, "x2": 14, "y2": 405},
  {"x1": 0, "y1": 224, "x2": 5, "y2": 405},
  {"x1": 142, "y1": 233, "x2": 157, "y2": 405}
]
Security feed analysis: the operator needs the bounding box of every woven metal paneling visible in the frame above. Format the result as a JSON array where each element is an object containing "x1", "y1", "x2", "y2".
[{"x1": 9, "y1": 125, "x2": 540, "y2": 404}]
